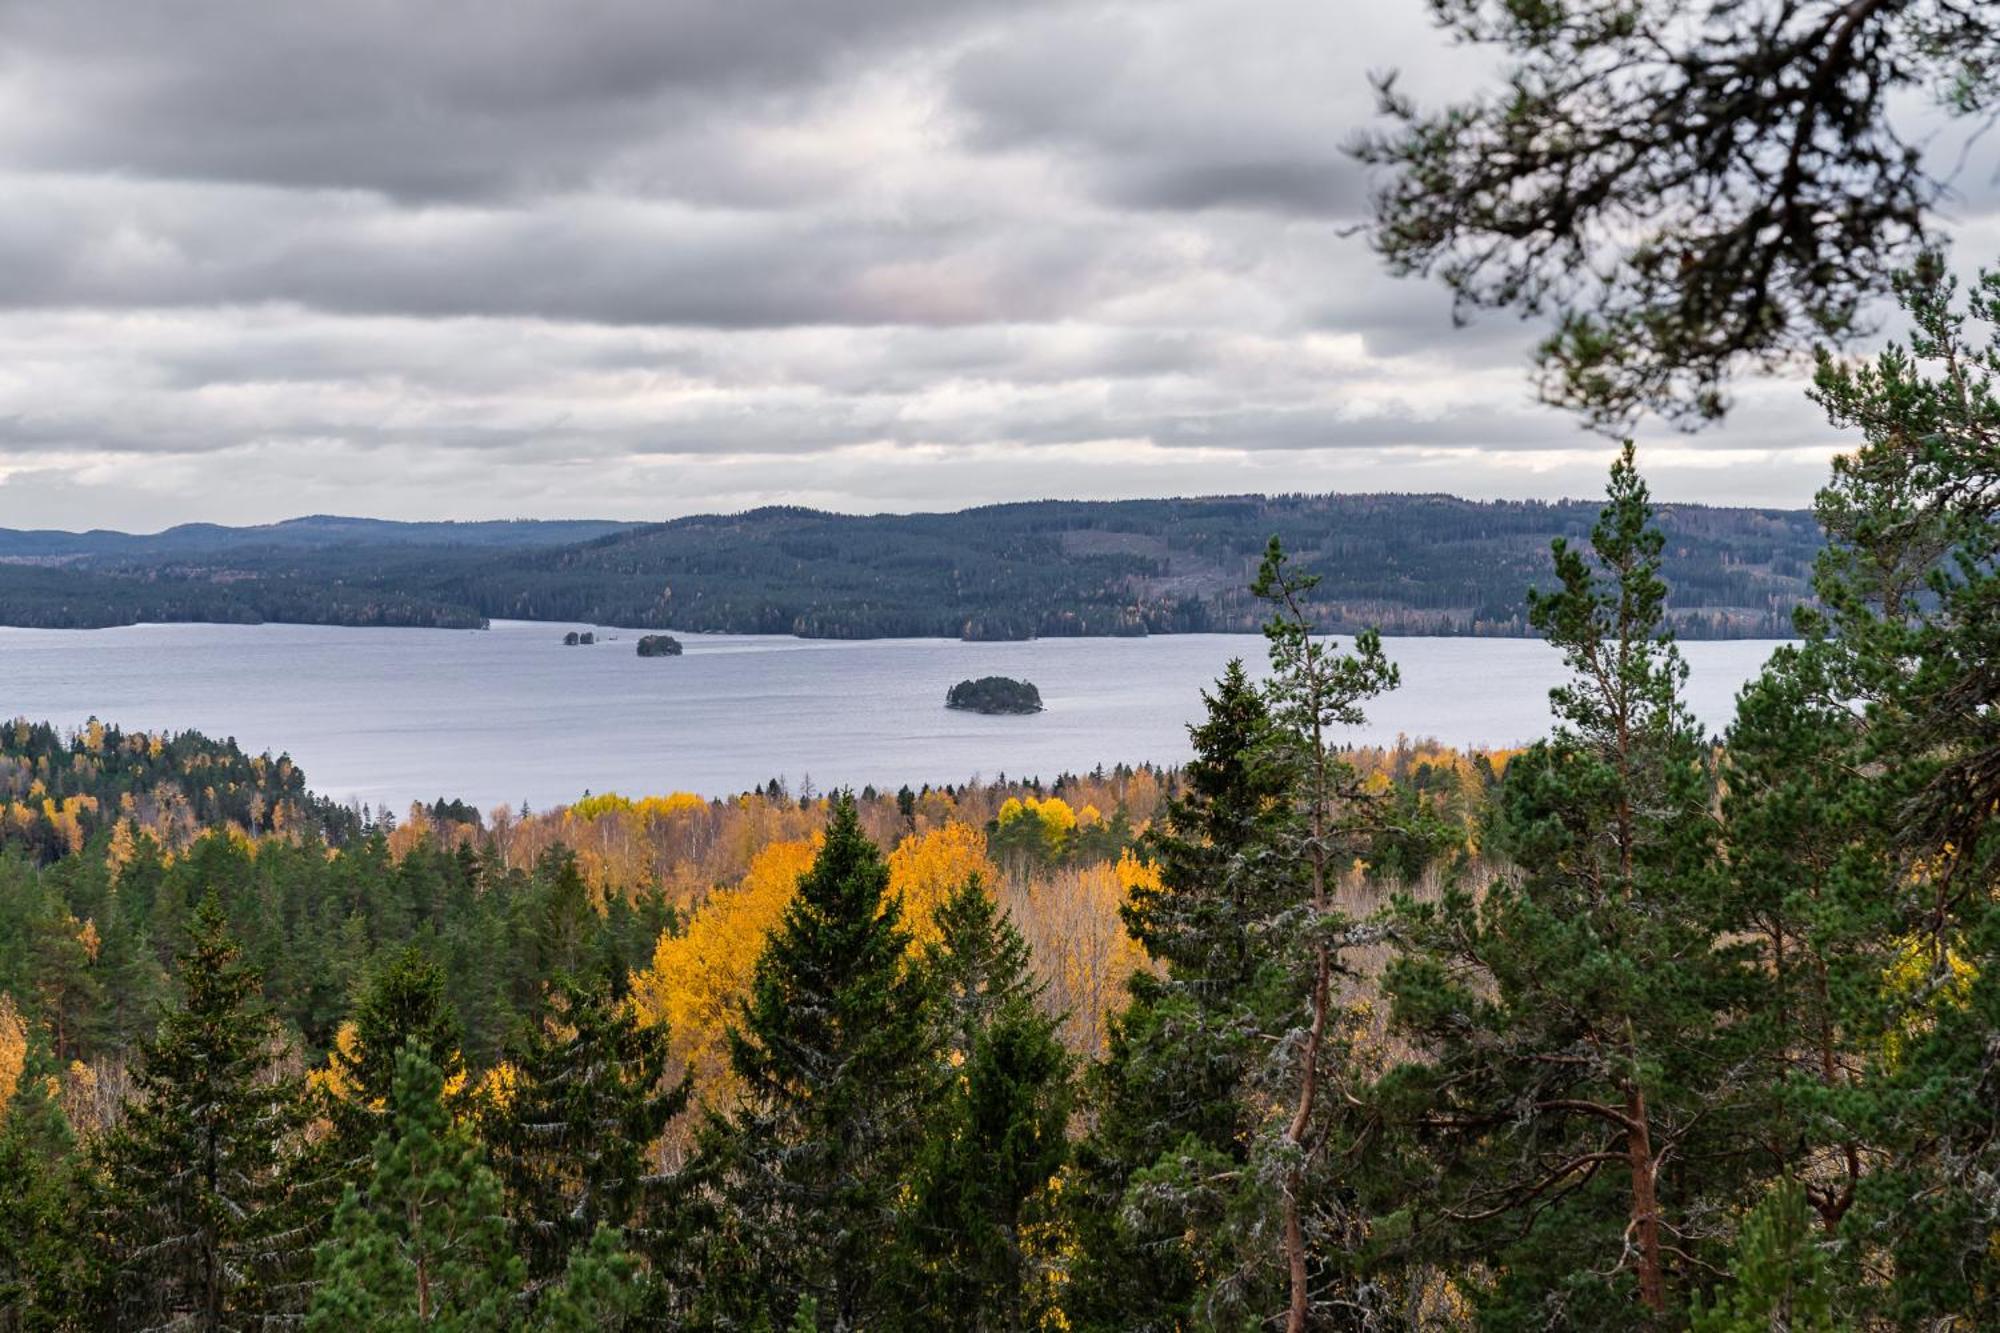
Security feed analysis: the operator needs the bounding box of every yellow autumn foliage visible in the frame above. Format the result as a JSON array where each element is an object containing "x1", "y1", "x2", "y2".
[
  {"x1": 0, "y1": 994, "x2": 26, "y2": 1122},
  {"x1": 886, "y1": 822, "x2": 999, "y2": 949},
  {"x1": 632, "y1": 838, "x2": 819, "y2": 1102},
  {"x1": 1881, "y1": 932, "x2": 1980, "y2": 1065},
  {"x1": 1003, "y1": 849, "x2": 1155, "y2": 1054},
  {"x1": 309, "y1": 1020, "x2": 470, "y2": 1108}
]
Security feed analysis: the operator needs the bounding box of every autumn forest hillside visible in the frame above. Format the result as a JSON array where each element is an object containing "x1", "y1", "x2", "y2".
[{"x1": 0, "y1": 492, "x2": 1819, "y2": 637}]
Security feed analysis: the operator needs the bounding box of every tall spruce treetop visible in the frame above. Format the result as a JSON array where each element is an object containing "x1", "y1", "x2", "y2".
[
  {"x1": 1380, "y1": 446, "x2": 1746, "y2": 1327},
  {"x1": 921, "y1": 873, "x2": 1040, "y2": 1062},
  {"x1": 337, "y1": 943, "x2": 464, "y2": 1107},
  {"x1": 1122, "y1": 658, "x2": 1297, "y2": 993},
  {"x1": 895, "y1": 875, "x2": 1072, "y2": 1333},
  {"x1": 710, "y1": 792, "x2": 938, "y2": 1329},
  {"x1": 1061, "y1": 658, "x2": 1302, "y2": 1333},
  {"x1": 91, "y1": 893, "x2": 310, "y2": 1330}
]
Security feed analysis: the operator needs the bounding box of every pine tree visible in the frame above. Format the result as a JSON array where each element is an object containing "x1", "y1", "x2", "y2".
[
  {"x1": 308, "y1": 1043, "x2": 523, "y2": 1331},
  {"x1": 1718, "y1": 644, "x2": 1891, "y2": 1245},
  {"x1": 1689, "y1": 1181, "x2": 1846, "y2": 1333},
  {"x1": 1248, "y1": 539, "x2": 1400, "y2": 1332},
  {"x1": 481, "y1": 974, "x2": 689, "y2": 1304},
  {"x1": 892, "y1": 877, "x2": 1071, "y2": 1331},
  {"x1": 311, "y1": 1045, "x2": 640, "y2": 1332},
  {"x1": 1789, "y1": 254, "x2": 2000, "y2": 1323},
  {"x1": 1379, "y1": 445, "x2": 1749, "y2": 1326},
  {"x1": 89, "y1": 893, "x2": 311, "y2": 1329},
  {"x1": 704, "y1": 793, "x2": 938, "y2": 1328}
]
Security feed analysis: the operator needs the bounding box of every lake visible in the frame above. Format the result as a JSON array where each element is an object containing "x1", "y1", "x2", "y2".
[{"x1": 0, "y1": 621, "x2": 1786, "y2": 813}]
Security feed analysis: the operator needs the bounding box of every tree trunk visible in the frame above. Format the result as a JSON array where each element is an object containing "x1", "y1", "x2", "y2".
[
  {"x1": 1283, "y1": 941, "x2": 1328, "y2": 1333},
  {"x1": 1624, "y1": 1084, "x2": 1666, "y2": 1315}
]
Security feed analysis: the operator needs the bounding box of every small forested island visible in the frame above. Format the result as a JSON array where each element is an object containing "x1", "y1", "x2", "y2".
[
  {"x1": 636, "y1": 634, "x2": 683, "y2": 657},
  {"x1": 561, "y1": 630, "x2": 594, "y2": 645},
  {"x1": 946, "y1": 676, "x2": 1043, "y2": 714}
]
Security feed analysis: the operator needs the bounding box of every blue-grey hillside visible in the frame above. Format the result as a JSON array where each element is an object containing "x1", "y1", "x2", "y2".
[{"x1": 0, "y1": 495, "x2": 1817, "y2": 638}]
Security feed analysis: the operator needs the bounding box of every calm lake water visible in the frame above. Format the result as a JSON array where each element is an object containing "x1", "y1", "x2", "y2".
[{"x1": 0, "y1": 621, "x2": 1786, "y2": 812}]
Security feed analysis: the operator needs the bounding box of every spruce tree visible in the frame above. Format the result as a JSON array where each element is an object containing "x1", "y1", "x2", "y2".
[
  {"x1": 310, "y1": 1045, "x2": 638, "y2": 1333},
  {"x1": 1061, "y1": 661, "x2": 1301, "y2": 1330},
  {"x1": 89, "y1": 893, "x2": 311, "y2": 1329},
  {"x1": 481, "y1": 974, "x2": 689, "y2": 1304},
  {"x1": 893, "y1": 877, "x2": 1071, "y2": 1331},
  {"x1": 1379, "y1": 445, "x2": 1748, "y2": 1326},
  {"x1": 704, "y1": 793, "x2": 937, "y2": 1328}
]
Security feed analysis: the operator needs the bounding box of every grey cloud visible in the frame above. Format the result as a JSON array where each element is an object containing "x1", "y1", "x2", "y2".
[
  {"x1": 0, "y1": 0, "x2": 1042, "y2": 201},
  {"x1": 0, "y1": 0, "x2": 1878, "y2": 529}
]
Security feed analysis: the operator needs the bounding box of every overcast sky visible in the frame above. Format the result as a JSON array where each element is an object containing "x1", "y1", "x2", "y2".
[{"x1": 2, "y1": 0, "x2": 1994, "y2": 530}]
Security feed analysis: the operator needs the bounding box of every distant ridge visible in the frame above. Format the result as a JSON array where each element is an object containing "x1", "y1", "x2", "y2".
[{"x1": 0, "y1": 494, "x2": 1819, "y2": 638}]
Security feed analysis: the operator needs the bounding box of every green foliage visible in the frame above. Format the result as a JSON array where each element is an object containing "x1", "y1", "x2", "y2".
[
  {"x1": 894, "y1": 877, "x2": 1071, "y2": 1331},
  {"x1": 705, "y1": 793, "x2": 939, "y2": 1328},
  {"x1": 1691, "y1": 1181, "x2": 1847, "y2": 1333},
  {"x1": 1795, "y1": 254, "x2": 2000, "y2": 1326},
  {"x1": 0, "y1": 717, "x2": 360, "y2": 862},
  {"x1": 309, "y1": 1045, "x2": 519, "y2": 1331},
  {"x1": 1378, "y1": 445, "x2": 1749, "y2": 1326},
  {"x1": 89, "y1": 895, "x2": 312, "y2": 1329},
  {"x1": 481, "y1": 975, "x2": 689, "y2": 1295},
  {"x1": 1062, "y1": 661, "x2": 1293, "y2": 1330},
  {"x1": 946, "y1": 677, "x2": 1045, "y2": 714}
]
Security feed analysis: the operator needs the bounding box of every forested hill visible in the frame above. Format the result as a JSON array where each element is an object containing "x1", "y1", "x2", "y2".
[{"x1": 0, "y1": 494, "x2": 1819, "y2": 637}]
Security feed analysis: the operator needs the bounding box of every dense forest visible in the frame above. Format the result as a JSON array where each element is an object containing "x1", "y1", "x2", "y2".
[
  {"x1": 0, "y1": 493, "x2": 1818, "y2": 639},
  {"x1": 1, "y1": 261, "x2": 1997, "y2": 1329}
]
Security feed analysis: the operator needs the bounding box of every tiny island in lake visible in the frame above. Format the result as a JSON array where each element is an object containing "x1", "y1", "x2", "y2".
[
  {"x1": 636, "y1": 634, "x2": 683, "y2": 657},
  {"x1": 562, "y1": 630, "x2": 595, "y2": 645},
  {"x1": 946, "y1": 676, "x2": 1043, "y2": 715}
]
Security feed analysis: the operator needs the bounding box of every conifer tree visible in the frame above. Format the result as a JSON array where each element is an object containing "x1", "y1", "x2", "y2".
[
  {"x1": 1061, "y1": 661, "x2": 1301, "y2": 1330},
  {"x1": 309, "y1": 1043, "x2": 636, "y2": 1331},
  {"x1": 481, "y1": 974, "x2": 689, "y2": 1302},
  {"x1": 0, "y1": 1053, "x2": 86, "y2": 1333},
  {"x1": 1249, "y1": 539, "x2": 1401, "y2": 1333},
  {"x1": 324, "y1": 944, "x2": 465, "y2": 1147},
  {"x1": 704, "y1": 793, "x2": 938, "y2": 1328},
  {"x1": 1717, "y1": 645, "x2": 1890, "y2": 1246},
  {"x1": 1689, "y1": 1181, "x2": 1845, "y2": 1333},
  {"x1": 893, "y1": 877, "x2": 1070, "y2": 1331},
  {"x1": 89, "y1": 894, "x2": 311, "y2": 1329},
  {"x1": 1785, "y1": 255, "x2": 2000, "y2": 1322},
  {"x1": 308, "y1": 1045, "x2": 520, "y2": 1331},
  {"x1": 1380, "y1": 446, "x2": 1748, "y2": 1326}
]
